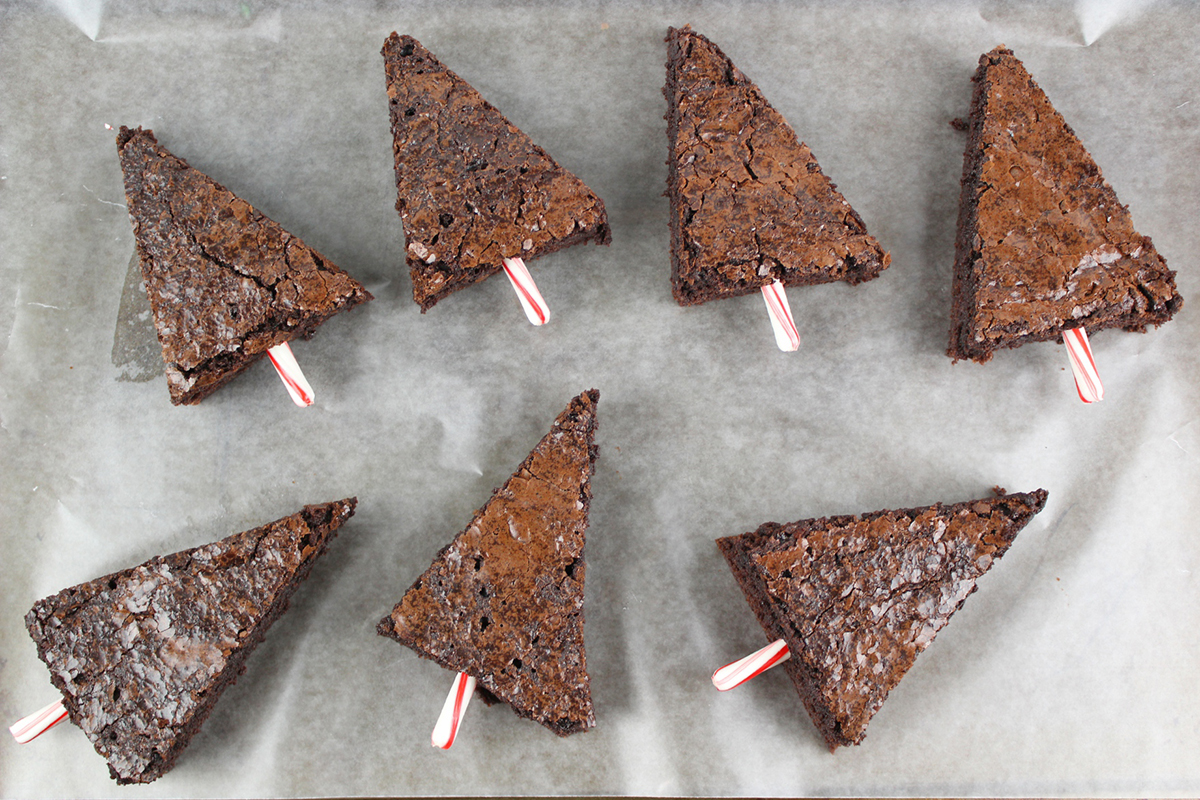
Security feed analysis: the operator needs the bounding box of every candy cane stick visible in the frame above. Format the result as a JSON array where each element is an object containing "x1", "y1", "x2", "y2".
[
  {"x1": 431, "y1": 672, "x2": 476, "y2": 749},
  {"x1": 1063, "y1": 327, "x2": 1103, "y2": 403},
  {"x1": 761, "y1": 280, "x2": 800, "y2": 352},
  {"x1": 10, "y1": 699, "x2": 68, "y2": 744},
  {"x1": 266, "y1": 341, "x2": 315, "y2": 407},
  {"x1": 501, "y1": 257, "x2": 550, "y2": 326},
  {"x1": 712, "y1": 639, "x2": 791, "y2": 691}
]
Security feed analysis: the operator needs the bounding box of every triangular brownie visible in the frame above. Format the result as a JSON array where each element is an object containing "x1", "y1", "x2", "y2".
[
  {"x1": 378, "y1": 390, "x2": 599, "y2": 735},
  {"x1": 381, "y1": 34, "x2": 611, "y2": 312},
  {"x1": 717, "y1": 488, "x2": 1047, "y2": 750},
  {"x1": 116, "y1": 127, "x2": 372, "y2": 404},
  {"x1": 949, "y1": 46, "x2": 1182, "y2": 362},
  {"x1": 25, "y1": 498, "x2": 357, "y2": 784},
  {"x1": 664, "y1": 26, "x2": 890, "y2": 306}
]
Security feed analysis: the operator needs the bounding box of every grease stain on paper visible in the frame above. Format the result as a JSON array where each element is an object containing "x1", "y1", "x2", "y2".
[{"x1": 111, "y1": 251, "x2": 161, "y2": 382}]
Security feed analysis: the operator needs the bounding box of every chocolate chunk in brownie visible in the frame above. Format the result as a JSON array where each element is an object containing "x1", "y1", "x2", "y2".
[
  {"x1": 381, "y1": 34, "x2": 611, "y2": 312},
  {"x1": 25, "y1": 498, "x2": 357, "y2": 784},
  {"x1": 664, "y1": 25, "x2": 890, "y2": 306},
  {"x1": 378, "y1": 390, "x2": 599, "y2": 735},
  {"x1": 949, "y1": 46, "x2": 1182, "y2": 363},
  {"x1": 116, "y1": 127, "x2": 372, "y2": 405},
  {"x1": 717, "y1": 488, "x2": 1047, "y2": 751}
]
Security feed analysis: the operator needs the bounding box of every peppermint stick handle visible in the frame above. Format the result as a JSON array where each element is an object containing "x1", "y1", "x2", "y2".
[
  {"x1": 712, "y1": 639, "x2": 791, "y2": 691},
  {"x1": 502, "y1": 257, "x2": 550, "y2": 326},
  {"x1": 1063, "y1": 327, "x2": 1103, "y2": 403},
  {"x1": 266, "y1": 341, "x2": 315, "y2": 407},
  {"x1": 10, "y1": 699, "x2": 68, "y2": 744},
  {"x1": 761, "y1": 281, "x2": 800, "y2": 351},
  {"x1": 431, "y1": 672, "x2": 476, "y2": 749}
]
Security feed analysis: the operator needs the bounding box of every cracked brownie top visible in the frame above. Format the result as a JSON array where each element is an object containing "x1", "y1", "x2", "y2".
[
  {"x1": 382, "y1": 34, "x2": 611, "y2": 312},
  {"x1": 116, "y1": 127, "x2": 371, "y2": 405},
  {"x1": 664, "y1": 26, "x2": 889, "y2": 306},
  {"x1": 717, "y1": 488, "x2": 1046, "y2": 750},
  {"x1": 25, "y1": 499, "x2": 357, "y2": 783},
  {"x1": 378, "y1": 390, "x2": 598, "y2": 736},
  {"x1": 949, "y1": 46, "x2": 1182, "y2": 362}
]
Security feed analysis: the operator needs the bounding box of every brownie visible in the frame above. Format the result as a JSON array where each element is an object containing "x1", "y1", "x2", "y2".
[
  {"x1": 948, "y1": 46, "x2": 1182, "y2": 362},
  {"x1": 116, "y1": 127, "x2": 372, "y2": 404},
  {"x1": 664, "y1": 26, "x2": 890, "y2": 306},
  {"x1": 381, "y1": 34, "x2": 612, "y2": 312},
  {"x1": 25, "y1": 498, "x2": 357, "y2": 784},
  {"x1": 378, "y1": 390, "x2": 599, "y2": 735},
  {"x1": 717, "y1": 488, "x2": 1047, "y2": 751}
]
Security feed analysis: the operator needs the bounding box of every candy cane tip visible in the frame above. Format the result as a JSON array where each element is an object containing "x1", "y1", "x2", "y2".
[
  {"x1": 761, "y1": 281, "x2": 800, "y2": 352},
  {"x1": 266, "y1": 342, "x2": 316, "y2": 407},
  {"x1": 431, "y1": 672, "x2": 475, "y2": 750},
  {"x1": 9, "y1": 699, "x2": 68, "y2": 744},
  {"x1": 712, "y1": 639, "x2": 791, "y2": 692},
  {"x1": 501, "y1": 257, "x2": 551, "y2": 326},
  {"x1": 1062, "y1": 327, "x2": 1103, "y2": 403}
]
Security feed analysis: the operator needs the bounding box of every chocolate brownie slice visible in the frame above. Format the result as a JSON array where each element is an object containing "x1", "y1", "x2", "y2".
[
  {"x1": 117, "y1": 127, "x2": 372, "y2": 404},
  {"x1": 25, "y1": 498, "x2": 357, "y2": 784},
  {"x1": 378, "y1": 390, "x2": 599, "y2": 735},
  {"x1": 382, "y1": 34, "x2": 611, "y2": 312},
  {"x1": 949, "y1": 47, "x2": 1182, "y2": 362},
  {"x1": 717, "y1": 488, "x2": 1047, "y2": 751},
  {"x1": 664, "y1": 26, "x2": 890, "y2": 306}
]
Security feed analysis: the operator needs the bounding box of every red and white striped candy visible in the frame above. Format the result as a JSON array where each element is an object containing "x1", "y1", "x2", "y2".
[
  {"x1": 1063, "y1": 327, "x2": 1103, "y2": 403},
  {"x1": 10, "y1": 699, "x2": 68, "y2": 744},
  {"x1": 761, "y1": 281, "x2": 800, "y2": 352},
  {"x1": 502, "y1": 257, "x2": 550, "y2": 326},
  {"x1": 712, "y1": 638, "x2": 791, "y2": 691},
  {"x1": 266, "y1": 341, "x2": 314, "y2": 407},
  {"x1": 432, "y1": 672, "x2": 476, "y2": 749}
]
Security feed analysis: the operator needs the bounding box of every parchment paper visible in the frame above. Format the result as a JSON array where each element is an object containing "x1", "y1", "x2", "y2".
[{"x1": 2, "y1": 1, "x2": 1198, "y2": 796}]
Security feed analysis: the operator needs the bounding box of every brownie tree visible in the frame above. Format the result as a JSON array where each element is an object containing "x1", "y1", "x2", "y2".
[
  {"x1": 949, "y1": 47, "x2": 1182, "y2": 363},
  {"x1": 378, "y1": 391, "x2": 599, "y2": 736},
  {"x1": 117, "y1": 128, "x2": 372, "y2": 405},
  {"x1": 25, "y1": 499, "x2": 357, "y2": 783},
  {"x1": 382, "y1": 34, "x2": 611, "y2": 312},
  {"x1": 664, "y1": 25, "x2": 889, "y2": 307},
  {"x1": 717, "y1": 489, "x2": 1047, "y2": 750}
]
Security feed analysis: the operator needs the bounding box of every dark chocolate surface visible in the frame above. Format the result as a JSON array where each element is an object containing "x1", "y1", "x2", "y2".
[
  {"x1": 949, "y1": 46, "x2": 1182, "y2": 362},
  {"x1": 117, "y1": 127, "x2": 372, "y2": 404},
  {"x1": 378, "y1": 391, "x2": 598, "y2": 735},
  {"x1": 664, "y1": 26, "x2": 890, "y2": 306},
  {"x1": 382, "y1": 34, "x2": 611, "y2": 312},
  {"x1": 718, "y1": 489, "x2": 1047, "y2": 750},
  {"x1": 25, "y1": 499, "x2": 357, "y2": 784}
]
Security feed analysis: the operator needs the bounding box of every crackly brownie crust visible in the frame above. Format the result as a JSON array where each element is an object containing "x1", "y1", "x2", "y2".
[
  {"x1": 382, "y1": 34, "x2": 611, "y2": 312},
  {"x1": 378, "y1": 391, "x2": 599, "y2": 735},
  {"x1": 117, "y1": 127, "x2": 372, "y2": 404},
  {"x1": 949, "y1": 47, "x2": 1182, "y2": 362},
  {"x1": 664, "y1": 26, "x2": 889, "y2": 306},
  {"x1": 717, "y1": 488, "x2": 1047, "y2": 751},
  {"x1": 25, "y1": 498, "x2": 357, "y2": 784}
]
